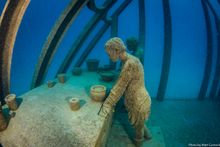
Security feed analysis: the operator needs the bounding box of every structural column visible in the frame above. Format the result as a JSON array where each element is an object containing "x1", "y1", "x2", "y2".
[
  {"x1": 156, "y1": 0, "x2": 172, "y2": 101},
  {"x1": 0, "y1": 0, "x2": 30, "y2": 103},
  {"x1": 198, "y1": 0, "x2": 213, "y2": 100}
]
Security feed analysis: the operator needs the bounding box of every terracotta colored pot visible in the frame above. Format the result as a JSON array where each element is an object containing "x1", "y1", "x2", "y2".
[
  {"x1": 47, "y1": 80, "x2": 56, "y2": 88},
  {"x1": 86, "y1": 59, "x2": 99, "y2": 71},
  {"x1": 69, "y1": 98, "x2": 80, "y2": 111},
  {"x1": 5, "y1": 94, "x2": 18, "y2": 111},
  {"x1": 58, "y1": 74, "x2": 66, "y2": 83},
  {"x1": 90, "y1": 85, "x2": 106, "y2": 102}
]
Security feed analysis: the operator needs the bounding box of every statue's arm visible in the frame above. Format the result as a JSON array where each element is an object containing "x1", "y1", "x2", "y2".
[{"x1": 99, "y1": 62, "x2": 132, "y2": 117}]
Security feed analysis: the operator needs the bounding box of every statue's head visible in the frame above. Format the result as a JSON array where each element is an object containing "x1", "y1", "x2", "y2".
[
  {"x1": 105, "y1": 37, "x2": 126, "y2": 62},
  {"x1": 126, "y1": 37, "x2": 138, "y2": 51}
]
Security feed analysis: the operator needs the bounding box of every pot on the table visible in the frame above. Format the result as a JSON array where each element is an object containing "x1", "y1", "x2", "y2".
[
  {"x1": 99, "y1": 71, "x2": 116, "y2": 82},
  {"x1": 86, "y1": 59, "x2": 99, "y2": 71},
  {"x1": 90, "y1": 85, "x2": 106, "y2": 102}
]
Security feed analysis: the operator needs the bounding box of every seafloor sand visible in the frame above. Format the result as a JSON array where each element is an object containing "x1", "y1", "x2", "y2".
[{"x1": 107, "y1": 98, "x2": 220, "y2": 147}]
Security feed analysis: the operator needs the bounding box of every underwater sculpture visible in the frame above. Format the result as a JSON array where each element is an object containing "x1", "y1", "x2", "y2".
[
  {"x1": 126, "y1": 37, "x2": 144, "y2": 64},
  {"x1": 99, "y1": 37, "x2": 152, "y2": 146}
]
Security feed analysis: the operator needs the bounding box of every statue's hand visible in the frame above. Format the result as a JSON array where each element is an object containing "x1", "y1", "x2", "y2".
[{"x1": 99, "y1": 103, "x2": 112, "y2": 118}]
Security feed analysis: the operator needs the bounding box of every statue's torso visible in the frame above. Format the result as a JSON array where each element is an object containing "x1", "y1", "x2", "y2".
[{"x1": 122, "y1": 55, "x2": 151, "y2": 110}]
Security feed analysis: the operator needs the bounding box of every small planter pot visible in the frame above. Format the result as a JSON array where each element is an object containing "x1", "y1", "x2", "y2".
[
  {"x1": 58, "y1": 74, "x2": 66, "y2": 83},
  {"x1": 90, "y1": 85, "x2": 106, "y2": 102},
  {"x1": 69, "y1": 98, "x2": 80, "y2": 111},
  {"x1": 99, "y1": 71, "x2": 116, "y2": 82},
  {"x1": 47, "y1": 80, "x2": 56, "y2": 88},
  {"x1": 86, "y1": 59, "x2": 99, "y2": 71},
  {"x1": 5, "y1": 94, "x2": 18, "y2": 111},
  {"x1": 72, "y1": 67, "x2": 82, "y2": 76}
]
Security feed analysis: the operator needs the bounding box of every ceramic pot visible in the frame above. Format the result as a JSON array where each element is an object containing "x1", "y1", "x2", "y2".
[
  {"x1": 86, "y1": 59, "x2": 99, "y2": 71},
  {"x1": 58, "y1": 74, "x2": 66, "y2": 83},
  {"x1": 47, "y1": 80, "x2": 56, "y2": 88},
  {"x1": 5, "y1": 94, "x2": 18, "y2": 111},
  {"x1": 99, "y1": 71, "x2": 115, "y2": 82},
  {"x1": 69, "y1": 98, "x2": 80, "y2": 111},
  {"x1": 90, "y1": 85, "x2": 106, "y2": 102}
]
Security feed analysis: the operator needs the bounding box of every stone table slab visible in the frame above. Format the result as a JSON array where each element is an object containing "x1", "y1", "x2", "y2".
[{"x1": 0, "y1": 72, "x2": 115, "y2": 147}]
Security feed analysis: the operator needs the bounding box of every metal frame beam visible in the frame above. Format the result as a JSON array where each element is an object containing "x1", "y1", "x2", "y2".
[
  {"x1": 87, "y1": 0, "x2": 105, "y2": 13},
  {"x1": 138, "y1": 0, "x2": 146, "y2": 56},
  {"x1": 31, "y1": 0, "x2": 89, "y2": 88},
  {"x1": 75, "y1": 23, "x2": 110, "y2": 67},
  {"x1": 0, "y1": 0, "x2": 30, "y2": 103},
  {"x1": 198, "y1": 0, "x2": 213, "y2": 100},
  {"x1": 205, "y1": 0, "x2": 220, "y2": 100},
  {"x1": 156, "y1": 0, "x2": 172, "y2": 101},
  {"x1": 56, "y1": 0, "x2": 116, "y2": 75},
  {"x1": 75, "y1": 0, "x2": 132, "y2": 68}
]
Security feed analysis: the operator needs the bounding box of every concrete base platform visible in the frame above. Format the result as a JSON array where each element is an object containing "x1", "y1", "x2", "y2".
[{"x1": 0, "y1": 72, "x2": 114, "y2": 147}]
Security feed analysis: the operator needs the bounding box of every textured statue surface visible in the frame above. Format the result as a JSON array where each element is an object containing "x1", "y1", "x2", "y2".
[{"x1": 99, "y1": 37, "x2": 151, "y2": 146}]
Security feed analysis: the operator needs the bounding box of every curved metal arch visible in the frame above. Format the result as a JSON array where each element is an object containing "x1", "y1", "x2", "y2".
[
  {"x1": 86, "y1": 0, "x2": 105, "y2": 13},
  {"x1": 156, "y1": 0, "x2": 172, "y2": 101},
  {"x1": 75, "y1": 23, "x2": 110, "y2": 67},
  {"x1": 31, "y1": 0, "x2": 89, "y2": 88},
  {"x1": 205, "y1": 0, "x2": 220, "y2": 100},
  {"x1": 138, "y1": 0, "x2": 146, "y2": 58},
  {"x1": 198, "y1": 0, "x2": 213, "y2": 100},
  {"x1": 75, "y1": 0, "x2": 132, "y2": 67},
  {"x1": 0, "y1": 0, "x2": 30, "y2": 103},
  {"x1": 56, "y1": 0, "x2": 116, "y2": 75}
]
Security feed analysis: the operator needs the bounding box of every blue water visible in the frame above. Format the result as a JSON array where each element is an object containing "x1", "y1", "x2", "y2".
[
  {"x1": 3, "y1": 0, "x2": 218, "y2": 99},
  {"x1": 1, "y1": 0, "x2": 219, "y2": 95},
  {"x1": 1, "y1": 0, "x2": 220, "y2": 146}
]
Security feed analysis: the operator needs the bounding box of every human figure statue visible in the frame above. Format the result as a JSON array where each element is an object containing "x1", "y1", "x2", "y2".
[
  {"x1": 126, "y1": 37, "x2": 144, "y2": 64},
  {"x1": 99, "y1": 37, "x2": 151, "y2": 146}
]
